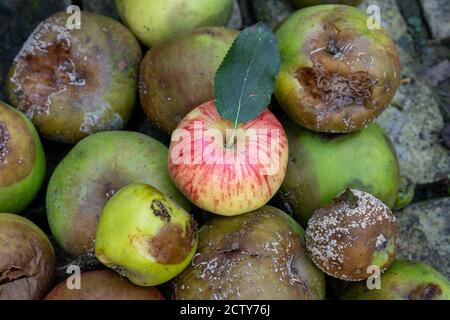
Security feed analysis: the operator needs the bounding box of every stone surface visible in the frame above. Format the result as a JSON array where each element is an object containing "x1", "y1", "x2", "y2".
[
  {"x1": 395, "y1": 197, "x2": 450, "y2": 279},
  {"x1": 227, "y1": 0, "x2": 243, "y2": 29},
  {"x1": 420, "y1": 0, "x2": 450, "y2": 41},
  {"x1": 250, "y1": 0, "x2": 295, "y2": 29},
  {"x1": 82, "y1": 0, "x2": 118, "y2": 20},
  {"x1": 0, "y1": 0, "x2": 72, "y2": 101},
  {"x1": 360, "y1": 0, "x2": 449, "y2": 184}
]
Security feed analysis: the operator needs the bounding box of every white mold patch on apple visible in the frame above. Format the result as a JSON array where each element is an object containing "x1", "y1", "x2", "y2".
[
  {"x1": 0, "y1": 123, "x2": 9, "y2": 164},
  {"x1": 79, "y1": 100, "x2": 124, "y2": 134}
]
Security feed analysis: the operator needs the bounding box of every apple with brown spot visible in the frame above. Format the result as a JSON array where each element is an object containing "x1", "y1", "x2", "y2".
[
  {"x1": 168, "y1": 100, "x2": 289, "y2": 216},
  {"x1": 7, "y1": 11, "x2": 142, "y2": 144},
  {"x1": 275, "y1": 5, "x2": 400, "y2": 132}
]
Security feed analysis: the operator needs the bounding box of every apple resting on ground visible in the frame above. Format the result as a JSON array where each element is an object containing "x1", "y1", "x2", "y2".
[
  {"x1": 174, "y1": 206, "x2": 326, "y2": 300},
  {"x1": 95, "y1": 183, "x2": 198, "y2": 286},
  {"x1": 306, "y1": 189, "x2": 397, "y2": 281},
  {"x1": 0, "y1": 213, "x2": 55, "y2": 300},
  {"x1": 275, "y1": 5, "x2": 400, "y2": 132},
  {"x1": 340, "y1": 260, "x2": 450, "y2": 300},
  {"x1": 116, "y1": 0, "x2": 234, "y2": 47},
  {"x1": 280, "y1": 116, "x2": 399, "y2": 225},
  {"x1": 168, "y1": 100, "x2": 289, "y2": 216},
  {"x1": 45, "y1": 270, "x2": 165, "y2": 300},
  {"x1": 47, "y1": 131, "x2": 191, "y2": 257},
  {"x1": 0, "y1": 101, "x2": 46, "y2": 213},
  {"x1": 7, "y1": 12, "x2": 142, "y2": 144},
  {"x1": 140, "y1": 27, "x2": 238, "y2": 134}
]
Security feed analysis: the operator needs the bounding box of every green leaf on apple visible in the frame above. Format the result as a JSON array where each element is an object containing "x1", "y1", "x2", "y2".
[{"x1": 214, "y1": 22, "x2": 280, "y2": 136}]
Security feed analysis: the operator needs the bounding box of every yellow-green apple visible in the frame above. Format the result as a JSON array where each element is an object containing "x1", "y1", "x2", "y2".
[
  {"x1": 168, "y1": 100, "x2": 289, "y2": 216},
  {"x1": 95, "y1": 183, "x2": 198, "y2": 286},
  {"x1": 116, "y1": 0, "x2": 234, "y2": 47},
  {"x1": 275, "y1": 5, "x2": 400, "y2": 132}
]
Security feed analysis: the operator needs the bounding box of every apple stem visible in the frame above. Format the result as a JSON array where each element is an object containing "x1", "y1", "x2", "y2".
[{"x1": 226, "y1": 122, "x2": 238, "y2": 148}]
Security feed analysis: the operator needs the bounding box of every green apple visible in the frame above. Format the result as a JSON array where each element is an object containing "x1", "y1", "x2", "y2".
[
  {"x1": 275, "y1": 5, "x2": 400, "y2": 132},
  {"x1": 95, "y1": 183, "x2": 198, "y2": 286},
  {"x1": 281, "y1": 117, "x2": 399, "y2": 225},
  {"x1": 46, "y1": 131, "x2": 191, "y2": 257},
  {"x1": 116, "y1": 0, "x2": 234, "y2": 47},
  {"x1": 340, "y1": 260, "x2": 450, "y2": 300},
  {"x1": 0, "y1": 101, "x2": 45, "y2": 213}
]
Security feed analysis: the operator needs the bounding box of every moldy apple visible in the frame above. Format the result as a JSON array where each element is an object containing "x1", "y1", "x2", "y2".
[{"x1": 7, "y1": 11, "x2": 142, "y2": 144}]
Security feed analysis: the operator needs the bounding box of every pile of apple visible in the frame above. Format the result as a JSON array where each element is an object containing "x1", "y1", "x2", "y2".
[{"x1": 1, "y1": 0, "x2": 449, "y2": 300}]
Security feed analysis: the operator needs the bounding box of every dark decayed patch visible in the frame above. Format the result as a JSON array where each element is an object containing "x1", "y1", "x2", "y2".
[
  {"x1": 296, "y1": 67, "x2": 374, "y2": 110},
  {"x1": 13, "y1": 40, "x2": 85, "y2": 114},
  {"x1": 408, "y1": 284, "x2": 442, "y2": 300},
  {"x1": 148, "y1": 217, "x2": 197, "y2": 265},
  {"x1": 151, "y1": 199, "x2": 171, "y2": 223}
]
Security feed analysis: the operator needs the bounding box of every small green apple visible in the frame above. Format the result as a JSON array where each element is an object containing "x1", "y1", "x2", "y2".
[
  {"x1": 95, "y1": 183, "x2": 198, "y2": 286},
  {"x1": 115, "y1": 0, "x2": 234, "y2": 47},
  {"x1": 0, "y1": 101, "x2": 46, "y2": 213},
  {"x1": 340, "y1": 260, "x2": 450, "y2": 300}
]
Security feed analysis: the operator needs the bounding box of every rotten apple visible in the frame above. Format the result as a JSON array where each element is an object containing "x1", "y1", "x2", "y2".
[
  {"x1": 174, "y1": 206, "x2": 326, "y2": 300},
  {"x1": 7, "y1": 11, "x2": 142, "y2": 144},
  {"x1": 140, "y1": 27, "x2": 238, "y2": 134},
  {"x1": 0, "y1": 213, "x2": 55, "y2": 300},
  {"x1": 0, "y1": 101, "x2": 46, "y2": 214},
  {"x1": 47, "y1": 131, "x2": 191, "y2": 257},
  {"x1": 280, "y1": 116, "x2": 399, "y2": 225},
  {"x1": 116, "y1": 0, "x2": 234, "y2": 47},
  {"x1": 306, "y1": 189, "x2": 397, "y2": 281},
  {"x1": 95, "y1": 183, "x2": 198, "y2": 286},
  {"x1": 275, "y1": 5, "x2": 400, "y2": 132},
  {"x1": 45, "y1": 270, "x2": 165, "y2": 300},
  {"x1": 168, "y1": 100, "x2": 289, "y2": 216}
]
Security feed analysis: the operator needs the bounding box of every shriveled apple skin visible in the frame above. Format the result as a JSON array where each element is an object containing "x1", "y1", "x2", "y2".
[
  {"x1": 0, "y1": 213, "x2": 55, "y2": 300},
  {"x1": 281, "y1": 117, "x2": 399, "y2": 225},
  {"x1": 140, "y1": 27, "x2": 238, "y2": 134},
  {"x1": 116, "y1": 0, "x2": 234, "y2": 47},
  {"x1": 95, "y1": 184, "x2": 198, "y2": 287},
  {"x1": 7, "y1": 12, "x2": 142, "y2": 144},
  {"x1": 275, "y1": 5, "x2": 400, "y2": 132},
  {"x1": 45, "y1": 270, "x2": 165, "y2": 300},
  {"x1": 174, "y1": 206, "x2": 326, "y2": 300},
  {"x1": 0, "y1": 101, "x2": 46, "y2": 213},
  {"x1": 46, "y1": 131, "x2": 191, "y2": 257},
  {"x1": 340, "y1": 260, "x2": 450, "y2": 300}
]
